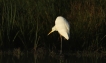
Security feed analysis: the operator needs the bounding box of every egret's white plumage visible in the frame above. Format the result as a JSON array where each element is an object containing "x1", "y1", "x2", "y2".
[
  {"x1": 48, "y1": 16, "x2": 70, "y2": 54},
  {"x1": 48, "y1": 16, "x2": 70, "y2": 40}
]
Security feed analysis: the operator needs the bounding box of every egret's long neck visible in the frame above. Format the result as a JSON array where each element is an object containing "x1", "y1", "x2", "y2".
[
  {"x1": 52, "y1": 26, "x2": 56, "y2": 31},
  {"x1": 48, "y1": 26, "x2": 56, "y2": 35}
]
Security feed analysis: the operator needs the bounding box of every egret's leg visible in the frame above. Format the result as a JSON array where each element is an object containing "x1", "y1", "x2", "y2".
[{"x1": 60, "y1": 35, "x2": 62, "y2": 54}]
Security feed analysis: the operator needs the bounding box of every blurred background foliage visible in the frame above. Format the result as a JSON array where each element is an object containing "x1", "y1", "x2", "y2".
[{"x1": 0, "y1": 0, "x2": 106, "y2": 53}]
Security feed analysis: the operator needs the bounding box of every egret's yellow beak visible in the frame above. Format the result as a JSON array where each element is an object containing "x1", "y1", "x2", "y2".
[{"x1": 48, "y1": 31, "x2": 53, "y2": 35}]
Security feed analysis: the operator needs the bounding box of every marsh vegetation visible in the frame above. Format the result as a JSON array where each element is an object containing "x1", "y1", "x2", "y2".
[{"x1": 0, "y1": 0, "x2": 106, "y2": 55}]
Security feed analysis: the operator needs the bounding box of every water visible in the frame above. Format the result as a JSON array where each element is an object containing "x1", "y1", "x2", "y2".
[{"x1": 0, "y1": 53, "x2": 106, "y2": 63}]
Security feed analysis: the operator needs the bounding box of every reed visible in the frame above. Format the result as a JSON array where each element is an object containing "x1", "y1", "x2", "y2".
[{"x1": 0, "y1": 0, "x2": 106, "y2": 52}]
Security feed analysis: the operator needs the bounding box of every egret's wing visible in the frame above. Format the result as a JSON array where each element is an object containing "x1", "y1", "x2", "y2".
[
  {"x1": 64, "y1": 19, "x2": 70, "y2": 32},
  {"x1": 55, "y1": 16, "x2": 70, "y2": 38},
  {"x1": 64, "y1": 19, "x2": 70, "y2": 37},
  {"x1": 55, "y1": 24, "x2": 69, "y2": 40},
  {"x1": 58, "y1": 29, "x2": 69, "y2": 40},
  {"x1": 55, "y1": 16, "x2": 70, "y2": 31}
]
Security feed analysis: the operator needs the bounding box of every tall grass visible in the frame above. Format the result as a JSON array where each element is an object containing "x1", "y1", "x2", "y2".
[
  {"x1": 0, "y1": 0, "x2": 106, "y2": 52},
  {"x1": 69, "y1": 0, "x2": 106, "y2": 51},
  {"x1": 1, "y1": 0, "x2": 17, "y2": 49}
]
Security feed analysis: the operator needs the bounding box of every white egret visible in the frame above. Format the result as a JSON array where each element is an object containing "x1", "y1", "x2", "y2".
[{"x1": 48, "y1": 16, "x2": 70, "y2": 54}]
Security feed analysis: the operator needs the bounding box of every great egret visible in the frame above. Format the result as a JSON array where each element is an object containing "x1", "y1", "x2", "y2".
[{"x1": 48, "y1": 16, "x2": 70, "y2": 54}]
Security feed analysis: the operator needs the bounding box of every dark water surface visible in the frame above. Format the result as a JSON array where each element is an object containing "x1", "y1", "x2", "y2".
[{"x1": 0, "y1": 53, "x2": 106, "y2": 63}]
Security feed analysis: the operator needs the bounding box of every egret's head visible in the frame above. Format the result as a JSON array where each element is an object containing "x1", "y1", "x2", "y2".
[{"x1": 48, "y1": 26, "x2": 56, "y2": 35}]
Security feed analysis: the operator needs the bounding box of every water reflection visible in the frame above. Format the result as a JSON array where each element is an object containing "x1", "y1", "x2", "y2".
[{"x1": 0, "y1": 52, "x2": 106, "y2": 63}]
